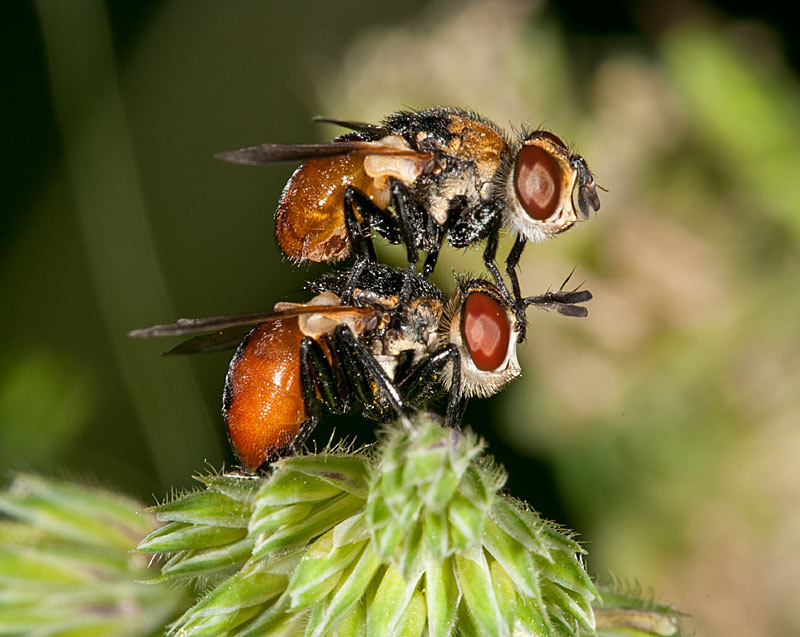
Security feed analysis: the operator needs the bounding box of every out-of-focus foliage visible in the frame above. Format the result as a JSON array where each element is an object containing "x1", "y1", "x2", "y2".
[
  {"x1": 0, "y1": 474, "x2": 188, "y2": 635},
  {"x1": 3, "y1": 1, "x2": 799, "y2": 636},
  {"x1": 0, "y1": 351, "x2": 93, "y2": 467}
]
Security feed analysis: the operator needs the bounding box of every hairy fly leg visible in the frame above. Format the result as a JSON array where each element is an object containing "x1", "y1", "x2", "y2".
[
  {"x1": 447, "y1": 200, "x2": 525, "y2": 336},
  {"x1": 385, "y1": 179, "x2": 435, "y2": 310},
  {"x1": 505, "y1": 234, "x2": 528, "y2": 308},
  {"x1": 340, "y1": 186, "x2": 402, "y2": 302},
  {"x1": 571, "y1": 154, "x2": 601, "y2": 220},
  {"x1": 399, "y1": 344, "x2": 466, "y2": 429},
  {"x1": 482, "y1": 218, "x2": 528, "y2": 341},
  {"x1": 299, "y1": 336, "x2": 350, "y2": 418},
  {"x1": 331, "y1": 324, "x2": 410, "y2": 424}
]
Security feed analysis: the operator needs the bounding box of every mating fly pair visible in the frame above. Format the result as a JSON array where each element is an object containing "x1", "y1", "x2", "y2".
[
  {"x1": 132, "y1": 106, "x2": 600, "y2": 472},
  {"x1": 131, "y1": 265, "x2": 591, "y2": 472},
  {"x1": 217, "y1": 106, "x2": 601, "y2": 331}
]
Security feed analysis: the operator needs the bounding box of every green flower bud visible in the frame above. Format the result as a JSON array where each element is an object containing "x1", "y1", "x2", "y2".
[{"x1": 140, "y1": 415, "x2": 606, "y2": 636}]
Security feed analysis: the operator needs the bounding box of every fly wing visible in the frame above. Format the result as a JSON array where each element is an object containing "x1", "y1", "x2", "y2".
[
  {"x1": 215, "y1": 140, "x2": 427, "y2": 165},
  {"x1": 129, "y1": 305, "x2": 376, "y2": 354},
  {"x1": 165, "y1": 327, "x2": 256, "y2": 355},
  {"x1": 128, "y1": 310, "x2": 289, "y2": 339},
  {"x1": 311, "y1": 116, "x2": 389, "y2": 136},
  {"x1": 219, "y1": 136, "x2": 434, "y2": 264}
]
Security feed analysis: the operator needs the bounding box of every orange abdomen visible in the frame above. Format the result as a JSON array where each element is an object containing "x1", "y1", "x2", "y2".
[
  {"x1": 223, "y1": 318, "x2": 306, "y2": 471},
  {"x1": 275, "y1": 156, "x2": 387, "y2": 263}
]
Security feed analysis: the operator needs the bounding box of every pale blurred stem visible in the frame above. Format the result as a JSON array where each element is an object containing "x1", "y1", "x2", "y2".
[{"x1": 33, "y1": 0, "x2": 218, "y2": 485}]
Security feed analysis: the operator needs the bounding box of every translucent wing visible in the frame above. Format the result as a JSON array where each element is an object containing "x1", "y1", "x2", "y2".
[
  {"x1": 129, "y1": 305, "x2": 377, "y2": 355},
  {"x1": 311, "y1": 115, "x2": 389, "y2": 136},
  {"x1": 215, "y1": 140, "x2": 430, "y2": 165}
]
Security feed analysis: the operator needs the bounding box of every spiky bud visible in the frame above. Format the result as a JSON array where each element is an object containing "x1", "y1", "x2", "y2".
[
  {"x1": 140, "y1": 415, "x2": 603, "y2": 636},
  {"x1": 0, "y1": 419, "x2": 681, "y2": 637}
]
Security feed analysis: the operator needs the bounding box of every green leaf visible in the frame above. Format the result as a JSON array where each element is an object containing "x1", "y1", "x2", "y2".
[
  {"x1": 0, "y1": 476, "x2": 150, "y2": 550},
  {"x1": 515, "y1": 592, "x2": 556, "y2": 637},
  {"x1": 489, "y1": 499, "x2": 556, "y2": 560},
  {"x1": 533, "y1": 548, "x2": 596, "y2": 600},
  {"x1": 482, "y1": 518, "x2": 541, "y2": 599},
  {"x1": 424, "y1": 559, "x2": 459, "y2": 637},
  {"x1": 366, "y1": 564, "x2": 421, "y2": 637},
  {"x1": 329, "y1": 599, "x2": 366, "y2": 636},
  {"x1": 541, "y1": 581, "x2": 595, "y2": 633},
  {"x1": 256, "y1": 469, "x2": 346, "y2": 506},
  {"x1": 252, "y1": 493, "x2": 364, "y2": 560},
  {"x1": 454, "y1": 547, "x2": 507, "y2": 637},
  {"x1": 174, "y1": 565, "x2": 285, "y2": 634},
  {"x1": 422, "y1": 510, "x2": 449, "y2": 559},
  {"x1": 393, "y1": 588, "x2": 426, "y2": 637},
  {"x1": 489, "y1": 559, "x2": 517, "y2": 629},
  {"x1": 197, "y1": 473, "x2": 262, "y2": 501},
  {"x1": 158, "y1": 535, "x2": 255, "y2": 579},
  {"x1": 149, "y1": 491, "x2": 251, "y2": 528},
  {"x1": 448, "y1": 491, "x2": 484, "y2": 550},
  {"x1": 248, "y1": 501, "x2": 315, "y2": 537},
  {"x1": 309, "y1": 545, "x2": 382, "y2": 637},
  {"x1": 138, "y1": 521, "x2": 247, "y2": 553},
  {"x1": 279, "y1": 454, "x2": 371, "y2": 497},
  {"x1": 287, "y1": 532, "x2": 368, "y2": 608}
]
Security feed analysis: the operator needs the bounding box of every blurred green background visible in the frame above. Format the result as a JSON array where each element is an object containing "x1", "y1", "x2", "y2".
[{"x1": 3, "y1": 1, "x2": 800, "y2": 635}]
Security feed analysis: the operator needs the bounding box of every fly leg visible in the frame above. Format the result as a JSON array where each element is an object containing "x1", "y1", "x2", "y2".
[
  {"x1": 300, "y1": 336, "x2": 349, "y2": 417},
  {"x1": 505, "y1": 234, "x2": 527, "y2": 308},
  {"x1": 524, "y1": 289, "x2": 593, "y2": 317},
  {"x1": 387, "y1": 180, "x2": 429, "y2": 308},
  {"x1": 422, "y1": 247, "x2": 440, "y2": 278},
  {"x1": 421, "y1": 207, "x2": 445, "y2": 278},
  {"x1": 483, "y1": 223, "x2": 528, "y2": 341},
  {"x1": 571, "y1": 154, "x2": 601, "y2": 220},
  {"x1": 398, "y1": 344, "x2": 466, "y2": 429},
  {"x1": 332, "y1": 324, "x2": 411, "y2": 427},
  {"x1": 272, "y1": 336, "x2": 351, "y2": 465},
  {"x1": 447, "y1": 201, "x2": 524, "y2": 337},
  {"x1": 341, "y1": 186, "x2": 403, "y2": 303}
]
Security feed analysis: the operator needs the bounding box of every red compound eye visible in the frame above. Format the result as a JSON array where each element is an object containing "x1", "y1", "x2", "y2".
[
  {"x1": 463, "y1": 292, "x2": 510, "y2": 372},
  {"x1": 514, "y1": 144, "x2": 562, "y2": 221}
]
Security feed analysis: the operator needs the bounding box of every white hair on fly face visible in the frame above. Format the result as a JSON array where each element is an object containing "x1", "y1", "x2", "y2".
[{"x1": 437, "y1": 277, "x2": 521, "y2": 399}]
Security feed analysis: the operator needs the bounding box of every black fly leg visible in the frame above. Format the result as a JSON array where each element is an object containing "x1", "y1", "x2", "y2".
[
  {"x1": 505, "y1": 234, "x2": 527, "y2": 307},
  {"x1": 341, "y1": 186, "x2": 403, "y2": 303},
  {"x1": 290, "y1": 336, "x2": 350, "y2": 457},
  {"x1": 387, "y1": 180, "x2": 424, "y2": 308},
  {"x1": 299, "y1": 336, "x2": 349, "y2": 416},
  {"x1": 341, "y1": 187, "x2": 374, "y2": 303},
  {"x1": 483, "y1": 223, "x2": 528, "y2": 341},
  {"x1": 448, "y1": 201, "x2": 525, "y2": 337},
  {"x1": 571, "y1": 155, "x2": 601, "y2": 220},
  {"x1": 331, "y1": 324, "x2": 410, "y2": 424},
  {"x1": 399, "y1": 344, "x2": 465, "y2": 429},
  {"x1": 422, "y1": 248, "x2": 440, "y2": 278}
]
